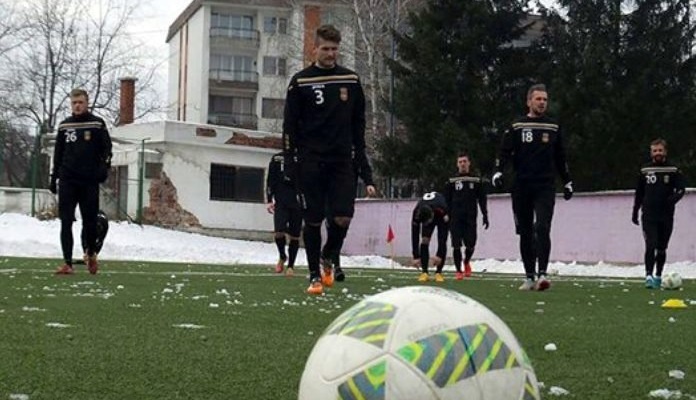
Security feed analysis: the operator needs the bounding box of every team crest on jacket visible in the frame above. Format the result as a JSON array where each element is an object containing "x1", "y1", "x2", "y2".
[
  {"x1": 664, "y1": 175, "x2": 670, "y2": 184},
  {"x1": 340, "y1": 87, "x2": 348, "y2": 101},
  {"x1": 84, "y1": 131, "x2": 91, "y2": 141},
  {"x1": 455, "y1": 181, "x2": 463, "y2": 190},
  {"x1": 542, "y1": 133, "x2": 549, "y2": 143}
]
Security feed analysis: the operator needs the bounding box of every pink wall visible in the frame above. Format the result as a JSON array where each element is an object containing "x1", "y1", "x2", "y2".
[{"x1": 344, "y1": 190, "x2": 696, "y2": 264}]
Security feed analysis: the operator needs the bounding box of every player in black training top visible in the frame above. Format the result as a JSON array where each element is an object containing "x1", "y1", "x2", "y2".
[
  {"x1": 444, "y1": 152, "x2": 489, "y2": 280},
  {"x1": 411, "y1": 192, "x2": 449, "y2": 283},
  {"x1": 51, "y1": 88, "x2": 112, "y2": 275},
  {"x1": 492, "y1": 84, "x2": 572, "y2": 291},
  {"x1": 266, "y1": 152, "x2": 302, "y2": 277},
  {"x1": 282, "y1": 25, "x2": 370, "y2": 295},
  {"x1": 632, "y1": 138, "x2": 686, "y2": 289}
]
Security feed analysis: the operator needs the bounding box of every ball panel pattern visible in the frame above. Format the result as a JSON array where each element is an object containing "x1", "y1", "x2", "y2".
[
  {"x1": 326, "y1": 301, "x2": 397, "y2": 348},
  {"x1": 396, "y1": 324, "x2": 520, "y2": 388}
]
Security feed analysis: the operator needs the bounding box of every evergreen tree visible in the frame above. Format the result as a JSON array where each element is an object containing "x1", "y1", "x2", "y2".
[
  {"x1": 377, "y1": 0, "x2": 533, "y2": 193},
  {"x1": 538, "y1": 0, "x2": 696, "y2": 190}
]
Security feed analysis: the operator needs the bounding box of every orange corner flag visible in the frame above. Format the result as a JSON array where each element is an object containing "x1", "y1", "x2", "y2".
[{"x1": 386, "y1": 224, "x2": 395, "y2": 244}]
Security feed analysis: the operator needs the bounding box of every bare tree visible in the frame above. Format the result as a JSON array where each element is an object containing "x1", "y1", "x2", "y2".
[
  {"x1": 0, "y1": 3, "x2": 27, "y2": 56},
  {"x1": 4, "y1": 0, "x2": 164, "y2": 133},
  {"x1": 340, "y1": 0, "x2": 425, "y2": 143},
  {"x1": 0, "y1": 122, "x2": 34, "y2": 186}
]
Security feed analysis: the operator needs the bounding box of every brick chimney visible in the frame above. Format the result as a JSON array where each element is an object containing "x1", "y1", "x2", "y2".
[
  {"x1": 118, "y1": 77, "x2": 137, "y2": 126},
  {"x1": 303, "y1": 6, "x2": 321, "y2": 67}
]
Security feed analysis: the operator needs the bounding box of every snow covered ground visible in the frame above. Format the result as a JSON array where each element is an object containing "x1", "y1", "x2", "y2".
[{"x1": 1, "y1": 213, "x2": 694, "y2": 279}]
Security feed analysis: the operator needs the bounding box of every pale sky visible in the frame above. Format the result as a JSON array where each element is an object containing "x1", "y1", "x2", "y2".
[{"x1": 125, "y1": 0, "x2": 192, "y2": 98}]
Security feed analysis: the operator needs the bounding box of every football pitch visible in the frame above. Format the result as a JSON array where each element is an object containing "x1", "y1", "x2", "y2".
[{"x1": 0, "y1": 257, "x2": 694, "y2": 400}]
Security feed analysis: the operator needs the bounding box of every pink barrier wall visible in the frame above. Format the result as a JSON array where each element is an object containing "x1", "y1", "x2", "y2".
[{"x1": 343, "y1": 190, "x2": 696, "y2": 264}]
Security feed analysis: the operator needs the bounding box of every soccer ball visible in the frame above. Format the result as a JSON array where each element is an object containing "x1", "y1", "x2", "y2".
[
  {"x1": 661, "y1": 272, "x2": 683, "y2": 290},
  {"x1": 298, "y1": 286, "x2": 540, "y2": 400}
]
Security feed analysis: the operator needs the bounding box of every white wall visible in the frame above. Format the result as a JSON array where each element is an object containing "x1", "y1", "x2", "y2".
[
  {"x1": 0, "y1": 187, "x2": 55, "y2": 215},
  {"x1": 185, "y1": 8, "x2": 208, "y2": 124},
  {"x1": 112, "y1": 120, "x2": 281, "y2": 224},
  {"x1": 167, "y1": 31, "x2": 181, "y2": 120},
  {"x1": 257, "y1": 8, "x2": 294, "y2": 133},
  {"x1": 159, "y1": 142, "x2": 275, "y2": 230}
]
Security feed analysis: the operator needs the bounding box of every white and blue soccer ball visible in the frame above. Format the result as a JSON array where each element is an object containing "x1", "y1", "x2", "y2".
[
  {"x1": 299, "y1": 286, "x2": 540, "y2": 400},
  {"x1": 661, "y1": 271, "x2": 683, "y2": 290}
]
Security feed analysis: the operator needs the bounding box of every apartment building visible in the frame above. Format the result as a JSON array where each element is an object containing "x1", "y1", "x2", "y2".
[{"x1": 166, "y1": 0, "x2": 354, "y2": 133}]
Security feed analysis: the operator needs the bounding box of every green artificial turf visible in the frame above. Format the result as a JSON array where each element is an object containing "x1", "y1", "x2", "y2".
[{"x1": 0, "y1": 257, "x2": 693, "y2": 399}]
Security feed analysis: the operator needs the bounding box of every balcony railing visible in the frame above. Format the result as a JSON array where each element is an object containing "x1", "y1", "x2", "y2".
[
  {"x1": 208, "y1": 112, "x2": 258, "y2": 130},
  {"x1": 209, "y1": 69, "x2": 259, "y2": 84},
  {"x1": 210, "y1": 27, "x2": 260, "y2": 47}
]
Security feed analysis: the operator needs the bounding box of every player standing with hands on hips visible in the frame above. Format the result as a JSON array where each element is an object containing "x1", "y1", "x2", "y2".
[
  {"x1": 282, "y1": 25, "x2": 370, "y2": 295},
  {"x1": 492, "y1": 84, "x2": 572, "y2": 291},
  {"x1": 51, "y1": 88, "x2": 112, "y2": 275},
  {"x1": 632, "y1": 139, "x2": 686, "y2": 289}
]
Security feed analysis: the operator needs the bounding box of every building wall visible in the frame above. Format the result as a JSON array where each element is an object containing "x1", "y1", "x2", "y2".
[
  {"x1": 156, "y1": 142, "x2": 275, "y2": 230},
  {"x1": 111, "y1": 120, "x2": 281, "y2": 229},
  {"x1": 185, "y1": 9, "x2": 208, "y2": 124},
  {"x1": 0, "y1": 187, "x2": 55, "y2": 215},
  {"x1": 166, "y1": 1, "x2": 354, "y2": 132},
  {"x1": 343, "y1": 191, "x2": 696, "y2": 264},
  {"x1": 167, "y1": 30, "x2": 181, "y2": 120},
  {"x1": 257, "y1": 7, "x2": 294, "y2": 133}
]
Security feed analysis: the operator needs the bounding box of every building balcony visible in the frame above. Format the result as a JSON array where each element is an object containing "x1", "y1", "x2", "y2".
[
  {"x1": 208, "y1": 112, "x2": 258, "y2": 130},
  {"x1": 209, "y1": 69, "x2": 259, "y2": 90},
  {"x1": 210, "y1": 27, "x2": 260, "y2": 49}
]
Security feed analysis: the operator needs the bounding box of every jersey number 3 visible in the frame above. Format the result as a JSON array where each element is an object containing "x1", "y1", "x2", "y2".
[{"x1": 314, "y1": 89, "x2": 324, "y2": 105}]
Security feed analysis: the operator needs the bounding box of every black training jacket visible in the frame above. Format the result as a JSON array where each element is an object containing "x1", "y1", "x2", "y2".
[
  {"x1": 53, "y1": 112, "x2": 112, "y2": 184},
  {"x1": 495, "y1": 115, "x2": 571, "y2": 185},
  {"x1": 634, "y1": 161, "x2": 686, "y2": 221},
  {"x1": 266, "y1": 152, "x2": 300, "y2": 207},
  {"x1": 444, "y1": 173, "x2": 488, "y2": 219},
  {"x1": 282, "y1": 63, "x2": 366, "y2": 163}
]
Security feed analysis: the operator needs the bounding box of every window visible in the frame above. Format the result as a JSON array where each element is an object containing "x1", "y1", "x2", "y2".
[
  {"x1": 144, "y1": 163, "x2": 163, "y2": 179},
  {"x1": 210, "y1": 54, "x2": 254, "y2": 72},
  {"x1": 210, "y1": 164, "x2": 264, "y2": 202},
  {"x1": 209, "y1": 95, "x2": 254, "y2": 114},
  {"x1": 211, "y1": 13, "x2": 255, "y2": 39},
  {"x1": 262, "y1": 57, "x2": 286, "y2": 76},
  {"x1": 262, "y1": 98, "x2": 285, "y2": 119},
  {"x1": 212, "y1": 13, "x2": 253, "y2": 30},
  {"x1": 210, "y1": 54, "x2": 256, "y2": 81},
  {"x1": 263, "y1": 17, "x2": 287, "y2": 34}
]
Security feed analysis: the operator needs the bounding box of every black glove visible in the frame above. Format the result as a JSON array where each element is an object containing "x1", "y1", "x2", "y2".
[
  {"x1": 49, "y1": 175, "x2": 58, "y2": 194},
  {"x1": 667, "y1": 190, "x2": 684, "y2": 205},
  {"x1": 97, "y1": 156, "x2": 111, "y2": 183},
  {"x1": 482, "y1": 215, "x2": 489, "y2": 230},
  {"x1": 97, "y1": 165, "x2": 109, "y2": 183},
  {"x1": 563, "y1": 181, "x2": 573, "y2": 201},
  {"x1": 632, "y1": 209, "x2": 639, "y2": 226}
]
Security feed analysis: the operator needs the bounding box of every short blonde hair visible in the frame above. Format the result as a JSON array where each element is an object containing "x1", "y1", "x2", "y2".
[{"x1": 70, "y1": 88, "x2": 89, "y2": 99}]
